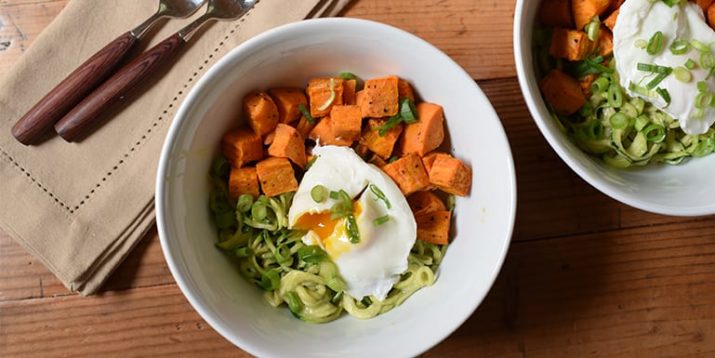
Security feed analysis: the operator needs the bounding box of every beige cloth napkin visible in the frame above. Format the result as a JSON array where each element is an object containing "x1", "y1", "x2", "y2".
[{"x1": 0, "y1": 0, "x2": 350, "y2": 295}]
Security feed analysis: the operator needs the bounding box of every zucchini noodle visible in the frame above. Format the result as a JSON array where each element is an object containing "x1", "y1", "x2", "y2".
[
  {"x1": 208, "y1": 159, "x2": 448, "y2": 323},
  {"x1": 534, "y1": 29, "x2": 715, "y2": 168}
]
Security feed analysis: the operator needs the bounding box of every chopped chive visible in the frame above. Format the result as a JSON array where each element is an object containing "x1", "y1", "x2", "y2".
[
  {"x1": 691, "y1": 39, "x2": 710, "y2": 52},
  {"x1": 585, "y1": 18, "x2": 600, "y2": 42},
  {"x1": 329, "y1": 190, "x2": 340, "y2": 200},
  {"x1": 609, "y1": 112, "x2": 629, "y2": 129},
  {"x1": 346, "y1": 214, "x2": 360, "y2": 243},
  {"x1": 656, "y1": 88, "x2": 671, "y2": 106},
  {"x1": 634, "y1": 39, "x2": 648, "y2": 49},
  {"x1": 646, "y1": 70, "x2": 672, "y2": 90},
  {"x1": 298, "y1": 103, "x2": 315, "y2": 124},
  {"x1": 669, "y1": 39, "x2": 690, "y2": 55},
  {"x1": 310, "y1": 185, "x2": 328, "y2": 203},
  {"x1": 607, "y1": 83, "x2": 623, "y2": 107},
  {"x1": 701, "y1": 52, "x2": 715, "y2": 69},
  {"x1": 642, "y1": 123, "x2": 666, "y2": 143},
  {"x1": 695, "y1": 92, "x2": 712, "y2": 109},
  {"x1": 637, "y1": 63, "x2": 672, "y2": 74},
  {"x1": 685, "y1": 58, "x2": 697, "y2": 70},
  {"x1": 373, "y1": 215, "x2": 390, "y2": 226},
  {"x1": 673, "y1": 66, "x2": 692, "y2": 82},
  {"x1": 369, "y1": 184, "x2": 392, "y2": 209},
  {"x1": 698, "y1": 81, "x2": 709, "y2": 92},
  {"x1": 591, "y1": 76, "x2": 610, "y2": 94},
  {"x1": 646, "y1": 31, "x2": 664, "y2": 55}
]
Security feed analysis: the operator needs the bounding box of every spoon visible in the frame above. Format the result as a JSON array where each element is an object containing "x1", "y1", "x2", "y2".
[
  {"x1": 54, "y1": 0, "x2": 258, "y2": 142},
  {"x1": 11, "y1": 0, "x2": 207, "y2": 145}
]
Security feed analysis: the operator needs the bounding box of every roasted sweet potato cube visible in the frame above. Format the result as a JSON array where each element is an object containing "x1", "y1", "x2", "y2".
[
  {"x1": 308, "y1": 117, "x2": 352, "y2": 146},
  {"x1": 607, "y1": 0, "x2": 624, "y2": 12},
  {"x1": 428, "y1": 153, "x2": 472, "y2": 196},
  {"x1": 538, "y1": 0, "x2": 573, "y2": 27},
  {"x1": 579, "y1": 74, "x2": 596, "y2": 97},
  {"x1": 540, "y1": 69, "x2": 586, "y2": 116},
  {"x1": 408, "y1": 191, "x2": 446, "y2": 216},
  {"x1": 401, "y1": 102, "x2": 445, "y2": 156},
  {"x1": 330, "y1": 105, "x2": 362, "y2": 141},
  {"x1": 267, "y1": 124, "x2": 307, "y2": 168},
  {"x1": 222, "y1": 128, "x2": 264, "y2": 167},
  {"x1": 369, "y1": 154, "x2": 388, "y2": 168},
  {"x1": 696, "y1": 0, "x2": 714, "y2": 12},
  {"x1": 360, "y1": 76, "x2": 399, "y2": 118},
  {"x1": 307, "y1": 77, "x2": 344, "y2": 118},
  {"x1": 382, "y1": 153, "x2": 430, "y2": 195},
  {"x1": 356, "y1": 90, "x2": 366, "y2": 110},
  {"x1": 604, "y1": 8, "x2": 618, "y2": 31},
  {"x1": 268, "y1": 88, "x2": 307, "y2": 124},
  {"x1": 294, "y1": 116, "x2": 316, "y2": 138},
  {"x1": 243, "y1": 91, "x2": 279, "y2": 136},
  {"x1": 597, "y1": 27, "x2": 613, "y2": 57},
  {"x1": 256, "y1": 157, "x2": 298, "y2": 197},
  {"x1": 415, "y1": 210, "x2": 451, "y2": 245},
  {"x1": 343, "y1": 79, "x2": 357, "y2": 105},
  {"x1": 549, "y1": 28, "x2": 593, "y2": 61},
  {"x1": 422, "y1": 152, "x2": 439, "y2": 173},
  {"x1": 361, "y1": 118, "x2": 403, "y2": 159},
  {"x1": 229, "y1": 167, "x2": 259, "y2": 200},
  {"x1": 398, "y1": 79, "x2": 415, "y2": 101},
  {"x1": 572, "y1": 0, "x2": 611, "y2": 30},
  {"x1": 708, "y1": 4, "x2": 715, "y2": 27}
]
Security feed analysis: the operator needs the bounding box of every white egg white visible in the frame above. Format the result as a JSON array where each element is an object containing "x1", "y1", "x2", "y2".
[
  {"x1": 287, "y1": 145, "x2": 417, "y2": 301},
  {"x1": 614, "y1": 0, "x2": 715, "y2": 135}
]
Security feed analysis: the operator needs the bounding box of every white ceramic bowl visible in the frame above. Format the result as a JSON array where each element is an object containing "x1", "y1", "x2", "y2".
[
  {"x1": 514, "y1": 0, "x2": 715, "y2": 216},
  {"x1": 156, "y1": 18, "x2": 516, "y2": 357}
]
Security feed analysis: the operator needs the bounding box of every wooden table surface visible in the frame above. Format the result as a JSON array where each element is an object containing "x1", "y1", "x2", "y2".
[{"x1": 2, "y1": 0, "x2": 715, "y2": 356}]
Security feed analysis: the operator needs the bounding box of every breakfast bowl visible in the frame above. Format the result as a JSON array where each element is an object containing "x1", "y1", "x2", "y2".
[
  {"x1": 514, "y1": 0, "x2": 715, "y2": 216},
  {"x1": 156, "y1": 18, "x2": 516, "y2": 357}
]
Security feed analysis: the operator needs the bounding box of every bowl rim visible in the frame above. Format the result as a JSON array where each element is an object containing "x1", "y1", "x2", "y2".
[
  {"x1": 157, "y1": 17, "x2": 517, "y2": 357},
  {"x1": 513, "y1": 0, "x2": 715, "y2": 217}
]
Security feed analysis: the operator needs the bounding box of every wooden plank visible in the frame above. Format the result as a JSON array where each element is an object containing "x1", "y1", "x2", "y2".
[{"x1": 3, "y1": 220, "x2": 715, "y2": 357}]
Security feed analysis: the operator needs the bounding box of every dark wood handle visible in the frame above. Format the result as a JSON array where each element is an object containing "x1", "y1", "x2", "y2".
[
  {"x1": 55, "y1": 34, "x2": 185, "y2": 142},
  {"x1": 11, "y1": 32, "x2": 138, "y2": 145}
]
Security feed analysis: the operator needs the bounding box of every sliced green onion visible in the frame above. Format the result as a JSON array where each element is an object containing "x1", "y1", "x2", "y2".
[
  {"x1": 637, "y1": 63, "x2": 672, "y2": 74},
  {"x1": 701, "y1": 52, "x2": 715, "y2": 69},
  {"x1": 298, "y1": 103, "x2": 315, "y2": 124},
  {"x1": 646, "y1": 31, "x2": 664, "y2": 55},
  {"x1": 685, "y1": 58, "x2": 697, "y2": 69},
  {"x1": 373, "y1": 215, "x2": 390, "y2": 226},
  {"x1": 698, "y1": 81, "x2": 709, "y2": 92},
  {"x1": 237, "y1": 194, "x2": 253, "y2": 213},
  {"x1": 285, "y1": 291, "x2": 304, "y2": 314},
  {"x1": 646, "y1": 72, "x2": 671, "y2": 90},
  {"x1": 585, "y1": 18, "x2": 600, "y2": 42},
  {"x1": 329, "y1": 190, "x2": 340, "y2": 200},
  {"x1": 693, "y1": 108, "x2": 705, "y2": 119},
  {"x1": 634, "y1": 39, "x2": 648, "y2": 49},
  {"x1": 297, "y1": 245, "x2": 327, "y2": 263},
  {"x1": 317, "y1": 78, "x2": 337, "y2": 111},
  {"x1": 609, "y1": 112, "x2": 629, "y2": 129},
  {"x1": 691, "y1": 39, "x2": 710, "y2": 53},
  {"x1": 673, "y1": 66, "x2": 692, "y2": 82},
  {"x1": 377, "y1": 115, "x2": 403, "y2": 136},
  {"x1": 369, "y1": 184, "x2": 392, "y2": 209},
  {"x1": 591, "y1": 76, "x2": 610, "y2": 94},
  {"x1": 310, "y1": 185, "x2": 328, "y2": 203},
  {"x1": 695, "y1": 92, "x2": 712, "y2": 109},
  {"x1": 607, "y1": 83, "x2": 623, "y2": 108},
  {"x1": 346, "y1": 214, "x2": 360, "y2": 243},
  {"x1": 642, "y1": 124, "x2": 666, "y2": 143},
  {"x1": 656, "y1": 88, "x2": 671, "y2": 106},
  {"x1": 669, "y1": 39, "x2": 690, "y2": 55},
  {"x1": 339, "y1": 71, "x2": 357, "y2": 80}
]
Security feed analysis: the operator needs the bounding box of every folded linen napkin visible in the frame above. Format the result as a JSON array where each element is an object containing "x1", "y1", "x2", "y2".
[{"x1": 0, "y1": 0, "x2": 350, "y2": 295}]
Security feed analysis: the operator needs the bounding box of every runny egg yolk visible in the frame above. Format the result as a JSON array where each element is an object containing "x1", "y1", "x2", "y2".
[{"x1": 294, "y1": 202, "x2": 362, "y2": 258}]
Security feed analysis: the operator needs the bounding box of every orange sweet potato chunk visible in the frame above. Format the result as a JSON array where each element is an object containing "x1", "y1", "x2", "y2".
[
  {"x1": 604, "y1": 8, "x2": 618, "y2": 31},
  {"x1": 330, "y1": 105, "x2": 362, "y2": 141},
  {"x1": 401, "y1": 103, "x2": 445, "y2": 156},
  {"x1": 549, "y1": 28, "x2": 594, "y2": 61},
  {"x1": 268, "y1": 88, "x2": 307, "y2": 124},
  {"x1": 398, "y1": 79, "x2": 415, "y2": 101},
  {"x1": 308, "y1": 117, "x2": 353, "y2": 146},
  {"x1": 597, "y1": 27, "x2": 613, "y2": 57},
  {"x1": 360, "y1": 76, "x2": 399, "y2": 118},
  {"x1": 222, "y1": 128, "x2": 264, "y2": 168},
  {"x1": 572, "y1": 0, "x2": 611, "y2": 30},
  {"x1": 294, "y1": 116, "x2": 317, "y2": 139},
  {"x1": 243, "y1": 91, "x2": 279, "y2": 136},
  {"x1": 540, "y1": 69, "x2": 586, "y2": 116},
  {"x1": 229, "y1": 167, "x2": 259, "y2": 200},
  {"x1": 428, "y1": 153, "x2": 472, "y2": 196},
  {"x1": 382, "y1": 153, "x2": 430, "y2": 196},
  {"x1": 307, "y1": 77, "x2": 344, "y2": 118},
  {"x1": 343, "y1": 79, "x2": 357, "y2": 105},
  {"x1": 256, "y1": 157, "x2": 298, "y2": 197},
  {"x1": 538, "y1": 0, "x2": 573, "y2": 27},
  {"x1": 708, "y1": 4, "x2": 715, "y2": 27},
  {"x1": 415, "y1": 210, "x2": 451, "y2": 245},
  {"x1": 268, "y1": 123, "x2": 307, "y2": 168},
  {"x1": 696, "y1": 0, "x2": 715, "y2": 12},
  {"x1": 361, "y1": 118, "x2": 403, "y2": 159},
  {"x1": 408, "y1": 191, "x2": 446, "y2": 216},
  {"x1": 422, "y1": 152, "x2": 439, "y2": 174}
]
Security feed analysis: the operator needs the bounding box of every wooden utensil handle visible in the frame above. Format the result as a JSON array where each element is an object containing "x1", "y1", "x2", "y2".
[
  {"x1": 11, "y1": 31, "x2": 138, "y2": 145},
  {"x1": 55, "y1": 34, "x2": 185, "y2": 142}
]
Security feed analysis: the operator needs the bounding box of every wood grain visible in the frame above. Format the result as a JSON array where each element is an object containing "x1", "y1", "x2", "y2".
[{"x1": 2, "y1": 0, "x2": 715, "y2": 357}]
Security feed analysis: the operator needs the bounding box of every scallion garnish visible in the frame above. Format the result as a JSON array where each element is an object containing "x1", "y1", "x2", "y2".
[
  {"x1": 701, "y1": 52, "x2": 715, "y2": 69},
  {"x1": 585, "y1": 18, "x2": 600, "y2": 42},
  {"x1": 698, "y1": 81, "x2": 709, "y2": 92},
  {"x1": 369, "y1": 184, "x2": 392, "y2": 209},
  {"x1": 646, "y1": 73, "x2": 670, "y2": 90},
  {"x1": 339, "y1": 71, "x2": 357, "y2": 80},
  {"x1": 346, "y1": 214, "x2": 360, "y2": 243},
  {"x1": 673, "y1": 66, "x2": 691, "y2": 82},
  {"x1": 646, "y1": 31, "x2": 664, "y2": 55},
  {"x1": 310, "y1": 185, "x2": 327, "y2": 203},
  {"x1": 642, "y1": 123, "x2": 666, "y2": 143},
  {"x1": 691, "y1": 39, "x2": 710, "y2": 53},
  {"x1": 634, "y1": 39, "x2": 648, "y2": 49},
  {"x1": 607, "y1": 83, "x2": 623, "y2": 107},
  {"x1": 373, "y1": 215, "x2": 390, "y2": 226},
  {"x1": 669, "y1": 39, "x2": 690, "y2": 55},
  {"x1": 656, "y1": 88, "x2": 671, "y2": 106},
  {"x1": 298, "y1": 103, "x2": 315, "y2": 124},
  {"x1": 695, "y1": 92, "x2": 712, "y2": 109},
  {"x1": 609, "y1": 112, "x2": 629, "y2": 129},
  {"x1": 637, "y1": 63, "x2": 672, "y2": 74},
  {"x1": 685, "y1": 58, "x2": 697, "y2": 70}
]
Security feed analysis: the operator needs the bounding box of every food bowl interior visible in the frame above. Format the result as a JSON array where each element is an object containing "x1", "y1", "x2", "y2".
[
  {"x1": 515, "y1": 0, "x2": 715, "y2": 216},
  {"x1": 157, "y1": 19, "x2": 515, "y2": 357}
]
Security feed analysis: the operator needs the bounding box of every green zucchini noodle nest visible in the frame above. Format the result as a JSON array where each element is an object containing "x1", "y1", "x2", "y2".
[
  {"x1": 534, "y1": 29, "x2": 715, "y2": 168},
  {"x1": 208, "y1": 156, "x2": 446, "y2": 323}
]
